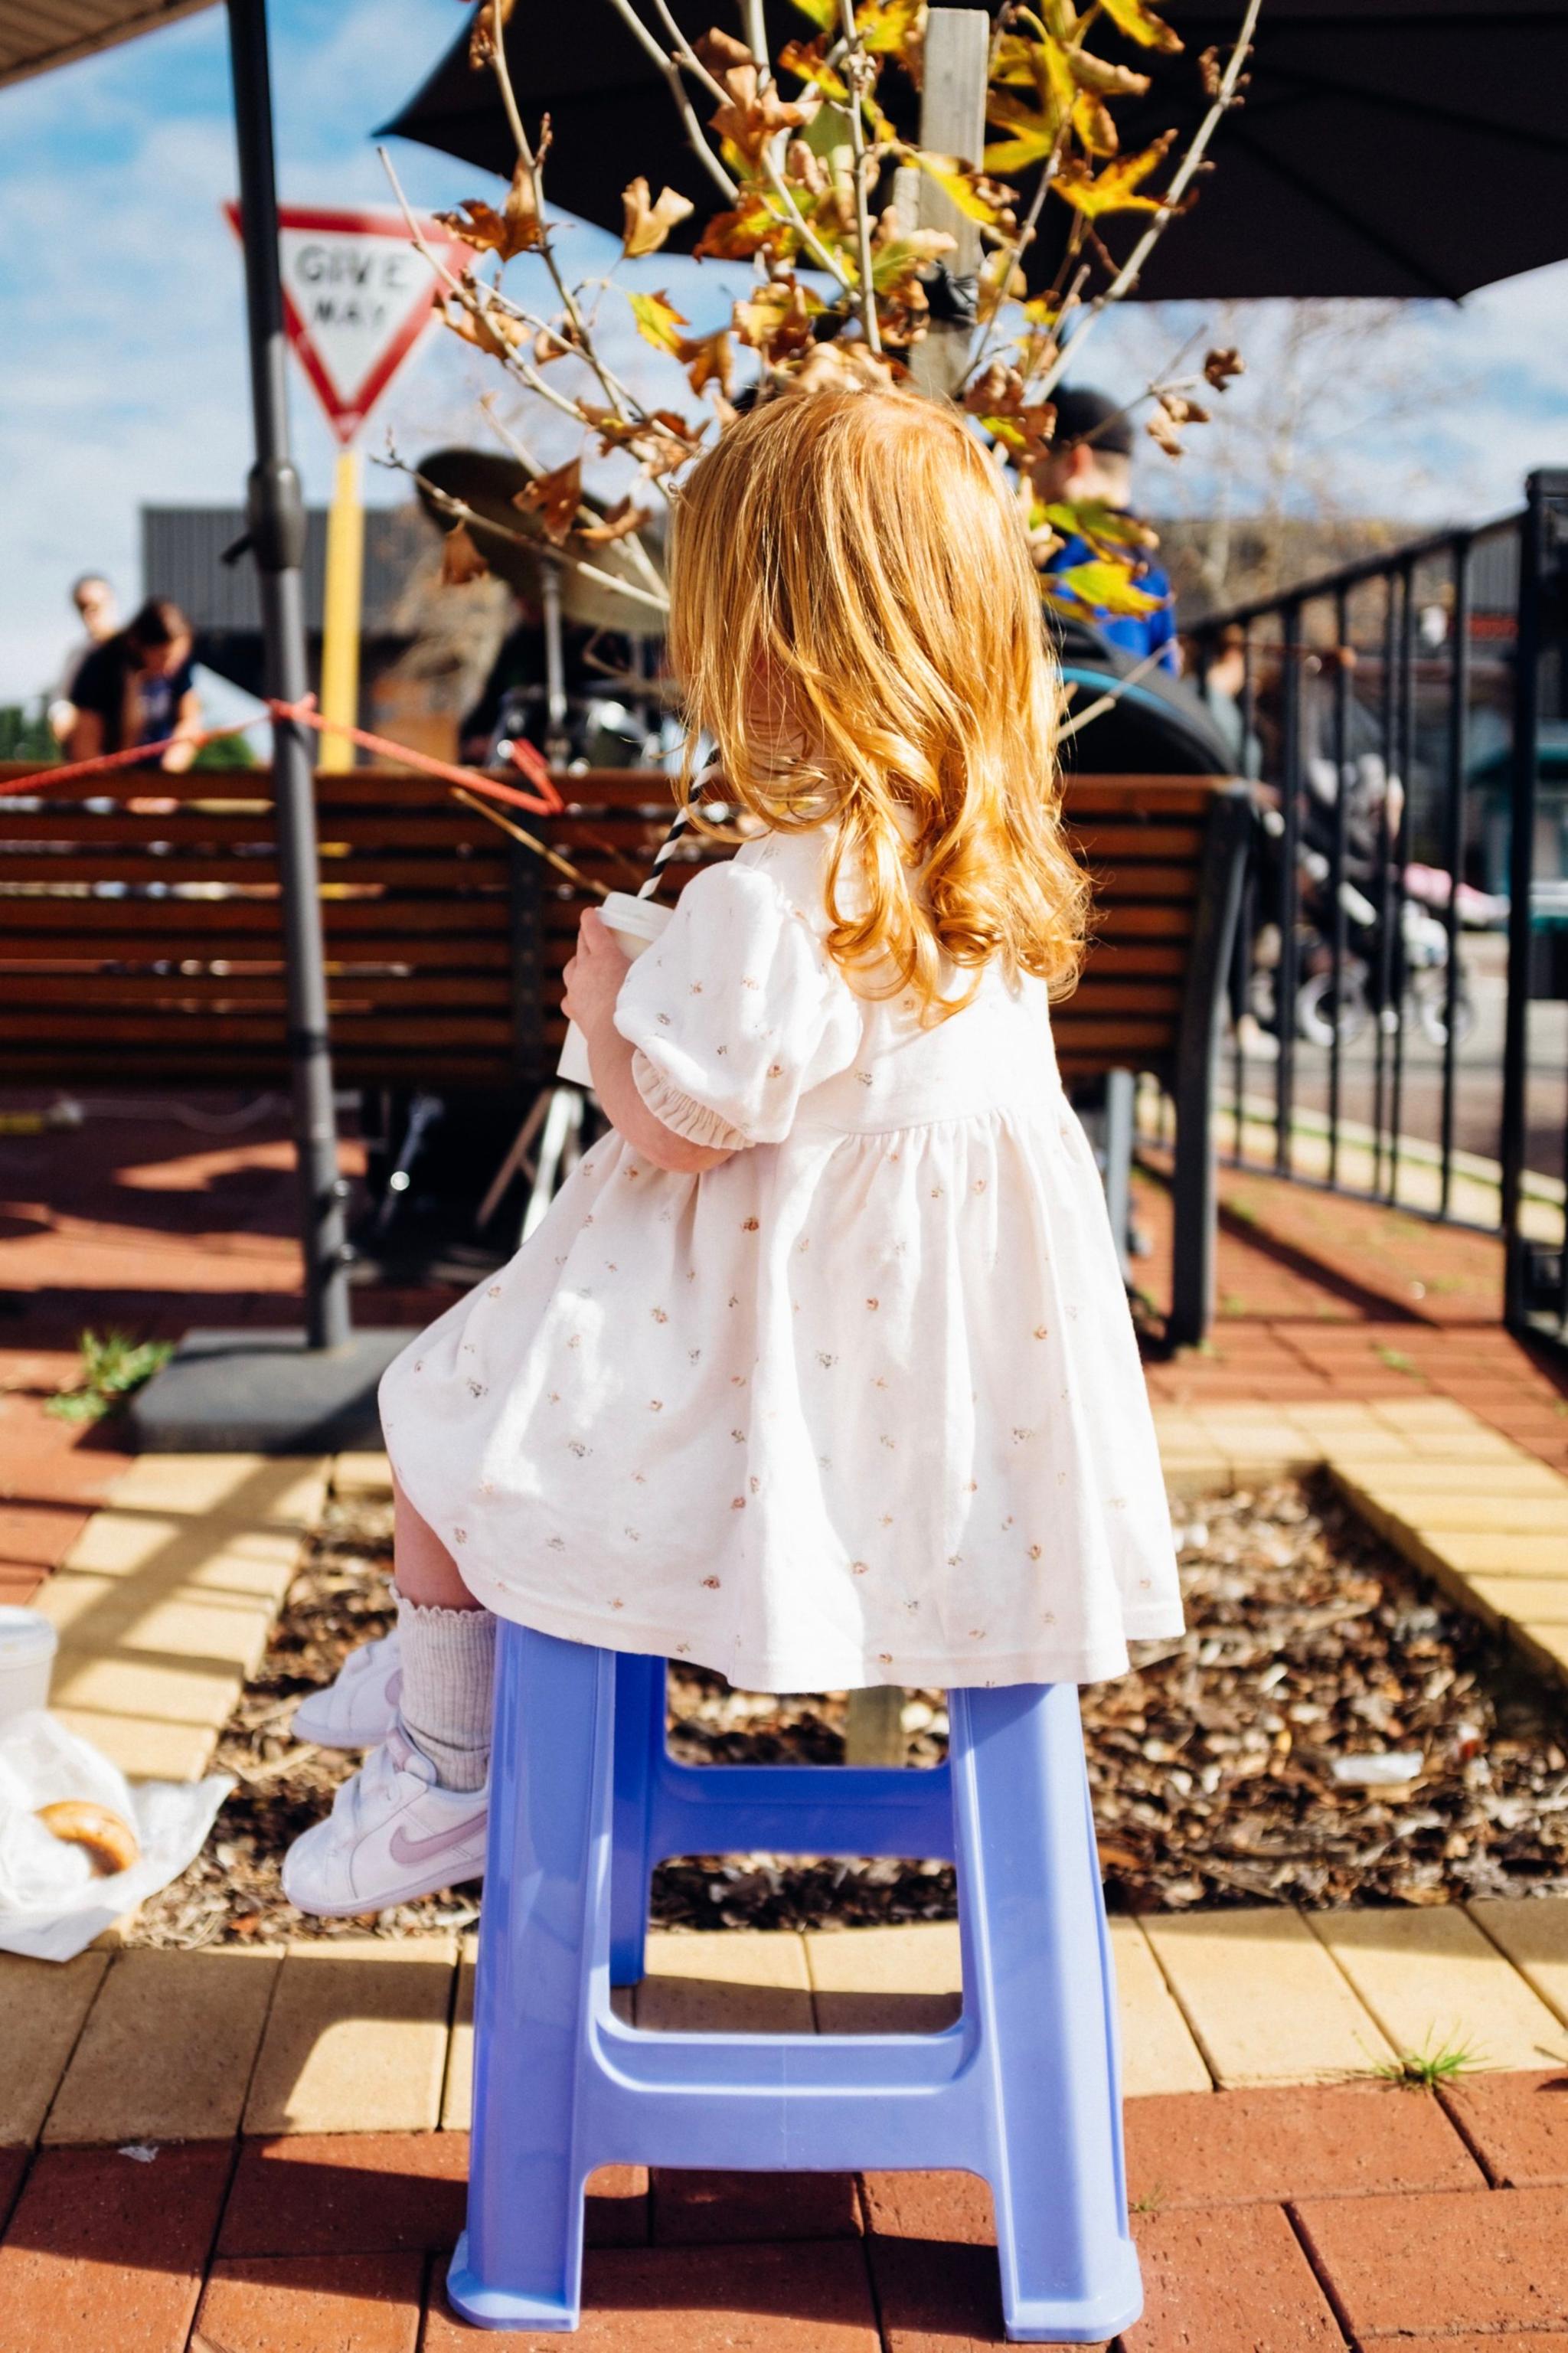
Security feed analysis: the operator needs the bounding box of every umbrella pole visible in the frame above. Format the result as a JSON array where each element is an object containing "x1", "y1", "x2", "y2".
[{"x1": 225, "y1": 0, "x2": 351, "y2": 1351}]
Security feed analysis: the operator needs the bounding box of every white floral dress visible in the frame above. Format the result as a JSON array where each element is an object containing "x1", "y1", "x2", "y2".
[{"x1": 379, "y1": 824, "x2": 1181, "y2": 1689}]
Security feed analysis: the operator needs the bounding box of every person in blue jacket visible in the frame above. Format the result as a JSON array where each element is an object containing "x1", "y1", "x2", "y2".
[{"x1": 1031, "y1": 387, "x2": 1179, "y2": 674}]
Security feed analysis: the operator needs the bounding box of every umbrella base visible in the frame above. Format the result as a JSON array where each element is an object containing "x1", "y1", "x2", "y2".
[{"x1": 129, "y1": 1327, "x2": 416, "y2": 1454}]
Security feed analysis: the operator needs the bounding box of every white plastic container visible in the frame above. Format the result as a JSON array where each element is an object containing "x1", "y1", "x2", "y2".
[
  {"x1": 557, "y1": 891, "x2": 675, "y2": 1087},
  {"x1": 0, "y1": 1608, "x2": 57, "y2": 1725}
]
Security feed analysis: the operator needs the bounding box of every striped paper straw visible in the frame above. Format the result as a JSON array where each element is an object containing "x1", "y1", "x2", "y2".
[{"x1": 639, "y1": 762, "x2": 724, "y2": 900}]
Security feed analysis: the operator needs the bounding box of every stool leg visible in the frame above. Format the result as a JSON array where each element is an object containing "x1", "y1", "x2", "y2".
[
  {"x1": 447, "y1": 1623, "x2": 616, "y2": 2332},
  {"x1": 610, "y1": 1653, "x2": 665, "y2": 1985},
  {"x1": 950, "y1": 1680, "x2": 1143, "y2": 2344}
]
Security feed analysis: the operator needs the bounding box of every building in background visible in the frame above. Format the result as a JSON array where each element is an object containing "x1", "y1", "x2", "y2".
[{"x1": 141, "y1": 502, "x2": 511, "y2": 763}]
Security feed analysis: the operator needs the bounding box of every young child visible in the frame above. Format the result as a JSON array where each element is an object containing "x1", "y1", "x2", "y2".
[{"x1": 283, "y1": 387, "x2": 1181, "y2": 1917}]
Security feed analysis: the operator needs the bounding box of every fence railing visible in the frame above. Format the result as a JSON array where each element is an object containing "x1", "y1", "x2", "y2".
[{"x1": 1187, "y1": 470, "x2": 1568, "y2": 1351}]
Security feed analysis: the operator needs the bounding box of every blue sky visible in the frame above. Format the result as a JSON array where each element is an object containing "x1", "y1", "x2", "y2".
[{"x1": 2, "y1": 0, "x2": 1566, "y2": 700}]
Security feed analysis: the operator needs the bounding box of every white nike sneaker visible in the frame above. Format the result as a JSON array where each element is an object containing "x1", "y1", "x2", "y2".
[
  {"x1": 292, "y1": 1627, "x2": 403, "y2": 1750},
  {"x1": 282, "y1": 1726, "x2": 488, "y2": 1918}
]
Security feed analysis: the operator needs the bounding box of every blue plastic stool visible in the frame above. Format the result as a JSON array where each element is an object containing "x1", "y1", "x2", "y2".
[{"x1": 447, "y1": 1623, "x2": 1142, "y2": 2341}]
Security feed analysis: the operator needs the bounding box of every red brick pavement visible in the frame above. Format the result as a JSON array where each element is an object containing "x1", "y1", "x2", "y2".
[
  {"x1": 0, "y1": 2085, "x2": 1563, "y2": 2348},
  {"x1": 4, "y1": 1095, "x2": 1568, "y2": 1576}
]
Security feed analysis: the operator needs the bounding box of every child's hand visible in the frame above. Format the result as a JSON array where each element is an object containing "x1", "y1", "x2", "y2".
[{"x1": 563, "y1": 908, "x2": 631, "y2": 1040}]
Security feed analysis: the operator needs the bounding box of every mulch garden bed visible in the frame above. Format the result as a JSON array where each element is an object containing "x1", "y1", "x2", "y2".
[{"x1": 130, "y1": 1476, "x2": 1568, "y2": 1946}]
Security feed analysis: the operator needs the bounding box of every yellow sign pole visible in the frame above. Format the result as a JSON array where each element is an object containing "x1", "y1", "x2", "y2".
[{"x1": 318, "y1": 446, "x2": 364, "y2": 771}]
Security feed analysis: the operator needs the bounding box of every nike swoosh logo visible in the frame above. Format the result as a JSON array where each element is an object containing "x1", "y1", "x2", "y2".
[{"x1": 388, "y1": 1813, "x2": 488, "y2": 1868}]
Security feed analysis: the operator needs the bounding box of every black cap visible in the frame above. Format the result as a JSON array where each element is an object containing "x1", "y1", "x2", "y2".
[{"x1": 1050, "y1": 387, "x2": 1133, "y2": 459}]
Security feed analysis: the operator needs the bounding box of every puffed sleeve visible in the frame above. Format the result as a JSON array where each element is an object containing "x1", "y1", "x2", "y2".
[{"x1": 613, "y1": 858, "x2": 863, "y2": 1148}]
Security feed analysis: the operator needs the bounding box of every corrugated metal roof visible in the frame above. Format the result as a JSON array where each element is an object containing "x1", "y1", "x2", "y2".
[
  {"x1": 142, "y1": 503, "x2": 434, "y2": 636},
  {"x1": 0, "y1": 0, "x2": 212, "y2": 90}
]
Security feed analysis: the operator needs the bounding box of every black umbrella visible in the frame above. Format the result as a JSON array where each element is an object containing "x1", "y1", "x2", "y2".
[{"x1": 382, "y1": 0, "x2": 1568, "y2": 302}]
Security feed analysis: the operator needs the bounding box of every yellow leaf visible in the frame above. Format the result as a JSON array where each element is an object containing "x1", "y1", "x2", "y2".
[
  {"x1": 1097, "y1": 0, "x2": 1182, "y2": 51},
  {"x1": 513, "y1": 457, "x2": 583, "y2": 546},
  {"x1": 913, "y1": 151, "x2": 1017, "y2": 227},
  {"x1": 778, "y1": 35, "x2": 849, "y2": 103},
  {"x1": 628, "y1": 289, "x2": 691, "y2": 355},
  {"x1": 856, "y1": 0, "x2": 926, "y2": 57},
  {"x1": 788, "y1": 0, "x2": 835, "y2": 23},
  {"x1": 693, "y1": 194, "x2": 780, "y2": 262},
  {"x1": 982, "y1": 87, "x2": 1066, "y2": 175},
  {"x1": 1048, "y1": 559, "x2": 1166, "y2": 618},
  {"x1": 1052, "y1": 131, "x2": 1174, "y2": 219},
  {"x1": 1043, "y1": 499, "x2": 1158, "y2": 553},
  {"x1": 1068, "y1": 50, "x2": 1151, "y2": 99},
  {"x1": 1072, "y1": 90, "x2": 1119, "y2": 159},
  {"x1": 620, "y1": 177, "x2": 695, "y2": 259},
  {"x1": 441, "y1": 523, "x2": 489, "y2": 586}
]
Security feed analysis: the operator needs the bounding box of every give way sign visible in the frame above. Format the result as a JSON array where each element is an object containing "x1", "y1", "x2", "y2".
[{"x1": 224, "y1": 204, "x2": 475, "y2": 445}]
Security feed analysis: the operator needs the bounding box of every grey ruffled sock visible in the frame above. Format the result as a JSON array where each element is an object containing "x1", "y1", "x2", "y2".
[{"x1": 394, "y1": 1595, "x2": 495, "y2": 1793}]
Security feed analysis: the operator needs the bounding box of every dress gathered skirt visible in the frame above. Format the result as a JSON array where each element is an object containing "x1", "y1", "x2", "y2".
[{"x1": 380, "y1": 823, "x2": 1182, "y2": 1691}]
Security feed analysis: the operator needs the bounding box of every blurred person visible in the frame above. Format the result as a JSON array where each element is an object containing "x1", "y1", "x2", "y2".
[
  {"x1": 1194, "y1": 623, "x2": 1261, "y2": 775},
  {"x1": 67, "y1": 598, "x2": 203, "y2": 774},
  {"x1": 1029, "y1": 387, "x2": 1178, "y2": 674},
  {"x1": 48, "y1": 573, "x2": 119, "y2": 742}
]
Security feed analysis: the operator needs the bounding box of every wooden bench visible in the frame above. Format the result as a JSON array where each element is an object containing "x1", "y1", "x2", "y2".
[{"x1": 0, "y1": 762, "x2": 1250, "y2": 1341}]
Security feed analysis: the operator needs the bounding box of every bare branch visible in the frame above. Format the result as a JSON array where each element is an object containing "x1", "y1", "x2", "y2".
[
  {"x1": 601, "y1": 0, "x2": 739, "y2": 198},
  {"x1": 1039, "y1": 0, "x2": 1263, "y2": 395},
  {"x1": 379, "y1": 451, "x2": 671, "y2": 617},
  {"x1": 837, "y1": 1, "x2": 881, "y2": 352}
]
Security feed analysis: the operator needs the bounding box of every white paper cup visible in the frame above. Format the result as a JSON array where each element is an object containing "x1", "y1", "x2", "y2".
[
  {"x1": 557, "y1": 891, "x2": 676, "y2": 1087},
  {"x1": 0, "y1": 1606, "x2": 57, "y2": 1725}
]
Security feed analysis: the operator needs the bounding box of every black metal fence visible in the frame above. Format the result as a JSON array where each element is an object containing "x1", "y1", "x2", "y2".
[{"x1": 1187, "y1": 469, "x2": 1568, "y2": 1350}]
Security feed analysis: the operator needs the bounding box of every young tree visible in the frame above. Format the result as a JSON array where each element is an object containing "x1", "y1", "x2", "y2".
[{"x1": 383, "y1": 0, "x2": 1262, "y2": 642}]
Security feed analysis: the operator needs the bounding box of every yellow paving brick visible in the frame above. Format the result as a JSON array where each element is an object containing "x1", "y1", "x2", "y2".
[
  {"x1": 64, "y1": 1508, "x2": 304, "y2": 1597},
  {"x1": 1314, "y1": 1433, "x2": 1433, "y2": 1464},
  {"x1": 1141, "y1": 1908, "x2": 1393, "y2": 2087},
  {"x1": 1370, "y1": 1399, "x2": 1501, "y2": 1434},
  {"x1": 243, "y1": 1936, "x2": 459, "y2": 2135},
  {"x1": 106, "y1": 1452, "x2": 330, "y2": 1528},
  {"x1": 1344, "y1": 1459, "x2": 1565, "y2": 1498},
  {"x1": 1380, "y1": 1498, "x2": 1568, "y2": 1537},
  {"x1": 441, "y1": 1934, "x2": 477, "y2": 2132},
  {"x1": 1413, "y1": 1531, "x2": 1568, "y2": 1577},
  {"x1": 1468, "y1": 1898, "x2": 1568, "y2": 2031},
  {"x1": 48, "y1": 1646, "x2": 246, "y2": 1730},
  {"x1": 1404, "y1": 1433, "x2": 1531, "y2": 1464},
  {"x1": 38, "y1": 1573, "x2": 276, "y2": 1673},
  {"x1": 1305, "y1": 1907, "x2": 1565, "y2": 2073},
  {"x1": 332, "y1": 1450, "x2": 394, "y2": 1498},
  {"x1": 44, "y1": 1946, "x2": 281, "y2": 2145},
  {"x1": 636, "y1": 1930, "x2": 813, "y2": 2034},
  {"x1": 1163, "y1": 1462, "x2": 1236, "y2": 1501},
  {"x1": 1109, "y1": 1916, "x2": 1212, "y2": 2096},
  {"x1": 47, "y1": 1706, "x2": 220, "y2": 1782},
  {"x1": 805, "y1": 1923, "x2": 962, "y2": 2034},
  {"x1": 0, "y1": 1949, "x2": 109, "y2": 2145},
  {"x1": 1466, "y1": 1576, "x2": 1568, "y2": 1626}
]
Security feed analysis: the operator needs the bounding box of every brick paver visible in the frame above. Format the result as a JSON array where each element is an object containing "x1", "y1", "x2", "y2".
[
  {"x1": 0, "y1": 2139, "x2": 234, "y2": 2353},
  {"x1": 1124, "y1": 2201, "x2": 1345, "y2": 2351},
  {"x1": 242, "y1": 1938, "x2": 459, "y2": 2137},
  {"x1": 193, "y1": 2251, "x2": 424, "y2": 2353},
  {"x1": 1305, "y1": 1907, "x2": 1568, "y2": 2074},
  {"x1": 0, "y1": 1949, "x2": 109, "y2": 2147},
  {"x1": 1439, "y1": 2071, "x2": 1568, "y2": 2188},
  {"x1": 1140, "y1": 1907, "x2": 1395, "y2": 2086},
  {"x1": 218, "y1": 2132, "x2": 471, "y2": 2257},
  {"x1": 1123, "y1": 2080, "x2": 1483, "y2": 2207},
  {"x1": 44, "y1": 1945, "x2": 279, "y2": 2147},
  {"x1": 421, "y1": 2238, "x2": 884, "y2": 2349},
  {"x1": 1294, "y1": 2182, "x2": 1568, "y2": 2335}
]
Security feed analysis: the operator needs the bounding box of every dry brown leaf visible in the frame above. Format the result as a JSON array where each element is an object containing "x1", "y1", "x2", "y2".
[
  {"x1": 467, "y1": 0, "x2": 515, "y2": 68},
  {"x1": 441, "y1": 523, "x2": 489, "y2": 585},
  {"x1": 513, "y1": 456, "x2": 583, "y2": 546},
  {"x1": 1204, "y1": 345, "x2": 1246, "y2": 388},
  {"x1": 577, "y1": 495, "x2": 653, "y2": 547},
  {"x1": 621, "y1": 177, "x2": 696, "y2": 258},
  {"x1": 435, "y1": 160, "x2": 544, "y2": 260},
  {"x1": 679, "y1": 328, "x2": 737, "y2": 400}
]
